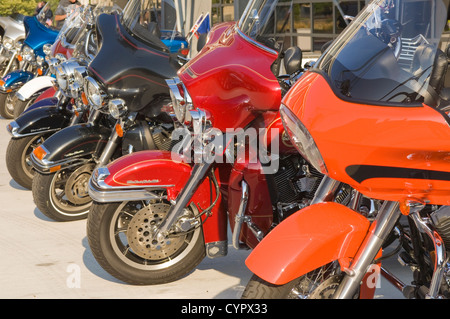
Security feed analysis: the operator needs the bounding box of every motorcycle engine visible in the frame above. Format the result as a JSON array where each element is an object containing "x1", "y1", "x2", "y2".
[
  {"x1": 431, "y1": 206, "x2": 450, "y2": 250},
  {"x1": 267, "y1": 155, "x2": 323, "y2": 222}
]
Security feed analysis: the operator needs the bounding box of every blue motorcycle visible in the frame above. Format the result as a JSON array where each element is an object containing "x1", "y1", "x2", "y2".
[{"x1": 0, "y1": 4, "x2": 59, "y2": 119}]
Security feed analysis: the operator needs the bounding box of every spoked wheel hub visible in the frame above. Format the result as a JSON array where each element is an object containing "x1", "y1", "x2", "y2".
[{"x1": 65, "y1": 163, "x2": 95, "y2": 205}]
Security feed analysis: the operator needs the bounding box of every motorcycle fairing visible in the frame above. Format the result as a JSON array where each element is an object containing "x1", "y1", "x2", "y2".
[
  {"x1": 31, "y1": 123, "x2": 112, "y2": 173},
  {"x1": 283, "y1": 71, "x2": 450, "y2": 205},
  {"x1": 88, "y1": 14, "x2": 178, "y2": 113},
  {"x1": 23, "y1": 16, "x2": 59, "y2": 57},
  {"x1": 245, "y1": 202, "x2": 370, "y2": 285},
  {"x1": 8, "y1": 103, "x2": 71, "y2": 137},
  {"x1": 177, "y1": 22, "x2": 282, "y2": 131},
  {"x1": 89, "y1": 150, "x2": 227, "y2": 244}
]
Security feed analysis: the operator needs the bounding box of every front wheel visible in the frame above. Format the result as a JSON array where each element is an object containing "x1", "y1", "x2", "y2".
[
  {"x1": 6, "y1": 133, "x2": 52, "y2": 189},
  {"x1": 87, "y1": 200, "x2": 206, "y2": 285},
  {"x1": 242, "y1": 262, "x2": 348, "y2": 299},
  {"x1": 0, "y1": 91, "x2": 16, "y2": 119},
  {"x1": 32, "y1": 163, "x2": 95, "y2": 221}
]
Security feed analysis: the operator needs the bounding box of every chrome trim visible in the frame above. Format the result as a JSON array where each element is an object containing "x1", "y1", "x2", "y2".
[
  {"x1": 30, "y1": 150, "x2": 91, "y2": 174},
  {"x1": 88, "y1": 167, "x2": 173, "y2": 203},
  {"x1": 232, "y1": 180, "x2": 249, "y2": 250},
  {"x1": 15, "y1": 91, "x2": 26, "y2": 101},
  {"x1": 235, "y1": 26, "x2": 278, "y2": 56},
  {"x1": 411, "y1": 211, "x2": 448, "y2": 299}
]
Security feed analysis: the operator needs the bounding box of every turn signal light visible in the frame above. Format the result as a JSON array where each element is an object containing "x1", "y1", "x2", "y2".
[
  {"x1": 17, "y1": 55, "x2": 23, "y2": 62},
  {"x1": 33, "y1": 145, "x2": 47, "y2": 160},
  {"x1": 0, "y1": 80, "x2": 5, "y2": 87},
  {"x1": 81, "y1": 92, "x2": 88, "y2": 105},
  {"x1": 115, "y1": 123, "x2": 124, "y2": 137}
]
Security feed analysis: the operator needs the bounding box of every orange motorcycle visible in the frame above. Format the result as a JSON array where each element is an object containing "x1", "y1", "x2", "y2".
[{"x1": 243, "y1": 0, "x2": 450, "y2": 299}]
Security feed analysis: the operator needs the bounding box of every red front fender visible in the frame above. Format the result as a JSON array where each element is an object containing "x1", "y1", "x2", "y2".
[
  {"x1": 245, "y1": 202, "x2": 370, "y2": 285},
  {"x1": 96, "y1": 150, "x2": 227, "y2": 244}
]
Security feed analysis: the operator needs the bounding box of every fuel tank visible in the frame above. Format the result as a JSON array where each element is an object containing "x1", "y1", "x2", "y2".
[
  {"x1": 178, "y1": 22, "x2": 282, "y2": 131},
  {"x1": 88, "y1": 14, "x2": 179, "y2": 114}
]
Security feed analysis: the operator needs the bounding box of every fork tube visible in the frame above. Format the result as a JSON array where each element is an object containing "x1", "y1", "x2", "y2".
[
  {"x1": 310, "y1": 176, "x2": 341, "y2": 204},
  {"x1": 2, "y1": 51, "x2": 16, "y2": 77},
  {"x1": 333, "y1": 201, "x2": 400, "y2": 299}
]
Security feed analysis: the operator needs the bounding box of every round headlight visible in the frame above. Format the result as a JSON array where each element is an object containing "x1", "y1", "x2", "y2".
[
  {"x1": 22, "y1": 45, "x2": 35, "y2": 61},
  {"x1": 43, "y1": 44, "x2": 52, "y2": 57},
  {"x1": 108, "y1": 99, "x2": 127, "y2": 119},
  {"x1": 55, "y1": 65, "x2": 68, "y2": 90},
  {"x1": 73, "y1": 66, "x2": 86, "y2": 87},
  {"x1": 84, "y1": 76, "x2": 104, "y2": 109},
  {"x1": 3, "y1": 37, "x2": 14, "y2": 50}
]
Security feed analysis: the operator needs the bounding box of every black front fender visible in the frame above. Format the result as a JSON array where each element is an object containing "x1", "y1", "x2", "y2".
[
  {"x1": 8, "y1": 105, "x2": 72, "y2": 138},
  {"x1": 31, "y1": 123, "x2": 112, "y2": 173}
]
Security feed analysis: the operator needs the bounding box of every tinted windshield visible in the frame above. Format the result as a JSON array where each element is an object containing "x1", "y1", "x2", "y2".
[
  {"x1": 238, "y1": 0, "x2": 293, "y2": 52},
  {"x1": 315, "y1": 0, "x2": 449, "y2": 106},
  {"x1": 121, "y1": 0, "x2": 177, "y2": 51}
]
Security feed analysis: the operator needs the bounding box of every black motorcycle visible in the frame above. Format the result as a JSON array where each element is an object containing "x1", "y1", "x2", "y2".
[
  {"x1": 6, "y1": 5, "x2": 98, "y2": 190},
  {"x1": 29, "y1": 0, "x2": 186, "y2": 221}
]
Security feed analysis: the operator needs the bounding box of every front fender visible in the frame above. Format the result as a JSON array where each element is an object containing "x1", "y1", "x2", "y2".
[
  {"x1": 15, "y1": 75, "x2": 54, "y2": 100},
  {"x1": 22, "y1": 97, "x2": 59, "y2": 114},
  {"x1": 89, "y1": 150, "x2": 226, "y2": 244},
  {"x1": 1, "y1": 70, "x2": 34, "y2": 91},
  {"x1": 31, "y1": 123, "x2": 112, "y2": 173},
  {"x1": 7, "y1": 104, "x2": 72, "y2": 137},
  {"x1": 35, "y1": 87, "x2": 57, "y2": 103},
  {"x1": 245, "y1": 202, "x2": 370, "y2": 285}
]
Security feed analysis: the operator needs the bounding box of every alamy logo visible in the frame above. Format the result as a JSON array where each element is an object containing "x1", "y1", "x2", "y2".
[{"x1": 171, "y1": 127, "x2": 280, "y2": 174}]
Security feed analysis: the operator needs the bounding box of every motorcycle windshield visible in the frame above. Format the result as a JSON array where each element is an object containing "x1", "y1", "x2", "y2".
[
  {"x1": 121, "y1": 0, "x2": 176, "y2": 52},
  {"x1": 57, "y1": 6, "x2": 89, "y2": 49},
  {"x1": 238, "y1": 0, "x2": 293, "y2": 52},
  {"x1": 315, "y1": 0, "x2": 449, "y2": 106}
]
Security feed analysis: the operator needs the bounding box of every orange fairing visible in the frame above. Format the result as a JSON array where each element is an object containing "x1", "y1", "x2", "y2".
[
  {"x1": 283, "y1": 71, "x2": 450, "y2": 205},
  {"x1": 245, "y1": 202, "x2": 370, "y2": 285}
]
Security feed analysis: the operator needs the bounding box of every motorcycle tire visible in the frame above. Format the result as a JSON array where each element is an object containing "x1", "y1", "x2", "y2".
[
  {"x1": 242, "y1": 262, "x2": 353, "y2": 299},
  {"x1": 0, "y1": 91, "x2": 15, "y2": 119},
  {"x1": 6, "y1": 133, "x2": 51, "y2": 190},
  {"x1": 87, "y1": 200, "x2": 206, "y2": 285},
  {"x1": 32, "y1": 164, "x2": 94, "y2": 222}
]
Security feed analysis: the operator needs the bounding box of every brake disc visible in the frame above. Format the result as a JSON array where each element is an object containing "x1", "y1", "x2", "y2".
[
  {"x1": 126, "y1": 203, "x2": 186, "y2": 260},
  {"x1": 64, "y1": 163, "x2": 95, "y2": 205}
]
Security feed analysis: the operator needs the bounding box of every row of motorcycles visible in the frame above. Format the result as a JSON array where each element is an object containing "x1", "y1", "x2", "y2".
[{"x1": 3, "y1": 0, "x2": 450, "y2": 299}]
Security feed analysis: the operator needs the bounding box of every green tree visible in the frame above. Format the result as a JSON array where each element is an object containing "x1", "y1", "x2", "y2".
[{"x1": 0, "y1": 0, "x2": 38, "y2": 16}]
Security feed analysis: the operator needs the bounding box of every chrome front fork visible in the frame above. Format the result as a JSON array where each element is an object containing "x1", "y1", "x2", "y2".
[
  {"x1": 334, "y1": 200, "x2": 401, "y2": 299},
  {"x1": 2, "y1": 51, "x2": 17, "y2": 78}
]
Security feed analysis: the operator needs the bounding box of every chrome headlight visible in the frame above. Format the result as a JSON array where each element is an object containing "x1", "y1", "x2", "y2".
[
  {"x1": 3, "y1": 37, "x2": 14, "y2": 50},
  {"x1": 36, "y1": 55, "x2": 44, "y2": 66},
  {"x1": 55, "y1": 60, "x2": 83, "y2": 94},
  {"x1": 280, "y1": 104, "x2": 327, "y2": 174},
  {"x1": 84, "y1": 76, "x2": 106, "y2": 109},
  {"x1": 21, "y1": 45, "x2": 35, "y2": 62},
  {"x1": 43, "y1": 44, "x2": 52, "y2": 57},
  {"x1": 55, "y1": 64, "x2": 68, "y2": 90},
  {"x1": 108, "y1": 99, "x2": 127, "y2": 119},
  {"x1": 73, "y1": 66, "x2": 87, "y2": 88},
  {"x1": 166, "y1": 77, "x2": 192, "y2": 124}
]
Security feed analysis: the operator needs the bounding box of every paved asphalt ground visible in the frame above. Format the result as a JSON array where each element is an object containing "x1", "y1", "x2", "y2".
[{"x1": 0, "y1": 116, "x2": 413, "y2": 300}]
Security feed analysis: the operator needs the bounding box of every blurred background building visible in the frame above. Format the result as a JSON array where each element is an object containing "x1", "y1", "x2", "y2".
[{"x1": 81, "y1": 0, "x2": 367, "y2": 55}]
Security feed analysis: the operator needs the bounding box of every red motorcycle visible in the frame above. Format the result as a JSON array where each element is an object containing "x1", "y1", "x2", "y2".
[
  {"x1": 85, "y1": 0, "x2": 343, "y2": 285},
  {"x1": 243, "y1": 0, "x2": 450, "y2": 299}
]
